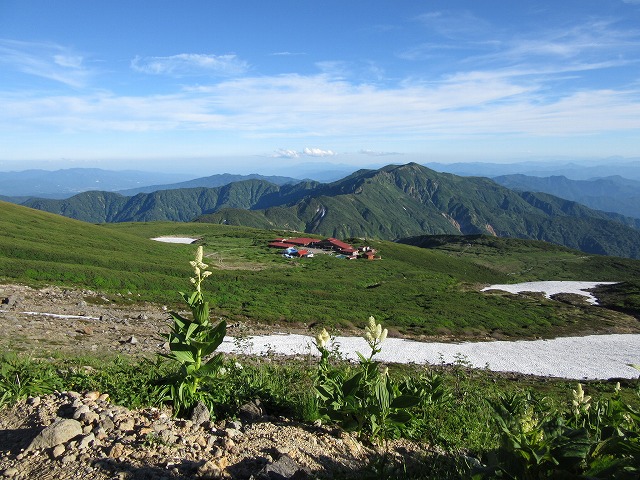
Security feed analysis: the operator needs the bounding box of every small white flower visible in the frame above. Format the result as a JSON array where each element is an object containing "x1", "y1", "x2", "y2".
[
  {"x1": 364, "y1": 316, "x2": 387, "y2": 348},
  {"x1": 315, "y1": 328, "x2": 331, "y2": 349},
  {"x1": 234, "y1": 361, "x2": 243, "y2": 370}
]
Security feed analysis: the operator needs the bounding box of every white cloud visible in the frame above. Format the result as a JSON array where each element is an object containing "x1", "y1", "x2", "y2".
[
  {"x1": 270, "y1": 51, "x2": 306, "y2": 56},
  {"x1": 303, "y1": 147, "x2": 337, "y2": 157},
  {"x1": 0, "y1": 39, "x2": 91, "y2": 87},
  {"x1": 359, "y1": 149, "x2": 401, "y2": 156},
  {"x1": 271, "y1": 148, "x2": 337, "y2": 158},
  {"x1": 131, "y1": 53, "x2": 249, "y2": 77},
  {"x1": 272, "y1": 149, "x2": 300, "y2": 158},
  {"x1": 2, "y1": 71, "x2": 639, "y2": 141}
]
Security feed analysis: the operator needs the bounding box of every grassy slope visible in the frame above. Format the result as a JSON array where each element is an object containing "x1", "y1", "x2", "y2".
[
  {"x1": 2, "y1": 201, "x2": 639, "y2": 339},
  {"x1": 0, "y1": 201, "x2": 193, "y2": 297}
]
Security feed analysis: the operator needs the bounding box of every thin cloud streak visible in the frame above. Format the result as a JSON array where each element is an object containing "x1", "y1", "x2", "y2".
[
  {"x1": 131, "y1": 53, "x2": 249, "y2": 77},
  {"x1": 1, "y1": 72, "x2": 639, "y2": 139},
  {"x1": 0, "y1": 39, "x2": 92, "y2": 88}
]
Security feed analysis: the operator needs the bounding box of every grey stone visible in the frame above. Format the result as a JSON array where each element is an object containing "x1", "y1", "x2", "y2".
[
  {"x1": 225, "y1": 427, "x2": 243, "y2": 439},
  {"x1": 159, "y1": 429, "x2": 177, "y2": 444},
  {"x1": 51, "y1": 444, "x2": 65, "y2": 458},
  {"x1": 73, "y1": 405, "x2": 90, "y2": 419},
  {"x1": 259, "y1": 455, "x2": 309, "y2": 480},
  {"x1": 99, "y1": 416, "x2": 115, "y2": 431},
  {"x1": 78, "y1": 432, "x2": 95, "y2": 450},
  {"x1": 1, "y1": 295, "x2": 17, "y2": 308},
  {"x1": 27, "y1": 418, "x2": 83, "y2": 451},
  {"x1": 61, "y1": 454, "x2": 77, "y2": 464},
  {"x1": 239, "y1": 400, "x2": 263, "y2": 423},
  {"x1": 227, "y1": 419, "x2": 242, "y2": 430},
  {"x1": 118, "y1": 417, "x2": 135, "y2": 432},
  {"x1": 79, "y1": 411, "x2": 99, "y2": 425},
  {"x1": 2, "y1": 467, "x2": 19, "y2": 477},
  {"x1": 190, "y1": 401, "x2": 210, "y2": 427}
]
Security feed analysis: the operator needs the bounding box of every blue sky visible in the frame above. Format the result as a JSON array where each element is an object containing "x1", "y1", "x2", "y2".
[{"x1": 1, "y1": 0, "x2": 639, "y2": 174}]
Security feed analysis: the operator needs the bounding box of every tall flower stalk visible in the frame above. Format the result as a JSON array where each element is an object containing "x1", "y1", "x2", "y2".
[{"x1": 160, "y1": 246, "x2": 226, "y2": 416}]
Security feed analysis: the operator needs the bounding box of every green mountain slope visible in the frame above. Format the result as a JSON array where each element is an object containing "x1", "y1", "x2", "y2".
[
  {"x1": 199, "y1": 163, "x2": 640, "y2": 258},
  {"x1": 3, "y1": 200, "x2": 640, "y2": 339},
  {"x1": 17, "y1": 163, "x2": 640, "y2": 258},
  {"x1": 0, "y1": 200, "x2": 192, "y2": 294},
  {"x1": 117, "y1": 173, "x2": 300, "y2": 196},
  {"x1": 22, "y1": 180, "x2": 281, "y2": 223}
]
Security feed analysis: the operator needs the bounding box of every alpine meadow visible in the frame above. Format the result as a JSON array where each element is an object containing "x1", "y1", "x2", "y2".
[{"x1": 3, "y1": 0, "x2": 640, "y2": 477}]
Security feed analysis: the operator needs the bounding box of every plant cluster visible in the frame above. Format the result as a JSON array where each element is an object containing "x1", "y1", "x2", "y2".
[
  {"x1": 313, "y1": 317, "x2": 421, "y2": 442},
  {"x1": 475, "y1": 383, "x2": 640, "y2": 479}
]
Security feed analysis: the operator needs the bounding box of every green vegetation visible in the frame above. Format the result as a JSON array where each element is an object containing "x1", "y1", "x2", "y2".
[
  {"x1": 3, "y1": 175, "x2": 640, "y2": 477},
  {"x1": 16, "y1": 163, "x2": 640, "y2": 258},
  {"x1": 3, "y1": 201, "x2": 640, "y2": 338},
  {"x1": 1, "y1": 351, "x2": 638, "y2": 478},
  {"x1": 314, "y1": 318, "x2": 420, "y2": 443},
  {"x1": 159, "y1": 246, "x2": 227, "y2": 415}
]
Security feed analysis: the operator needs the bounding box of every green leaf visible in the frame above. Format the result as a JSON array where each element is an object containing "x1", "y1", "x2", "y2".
[
  {"x1": 388, "y1": 410, "x2": 412, "y2": 425},
  {"x1": 185, "y1": 322, "x2": 199, "y2": 340},
  {"x1": 342, "y1": 372, "x2": 363, "y2": 398},
  {"x1": 198, "y1": 354, "x2": 223, "y2": 375},
  {"x1": 390, "y1": 394, "x2": 421, "y2": 409},
  {"x1": 201, "y1": 321, "x2": 227, "y2": 356},
  {"x1": 375, "y1": 378, "x2": 390, "y2": 410},
  {"x1": 169, "y1": 344, "x2": 197, "y2": 364}
]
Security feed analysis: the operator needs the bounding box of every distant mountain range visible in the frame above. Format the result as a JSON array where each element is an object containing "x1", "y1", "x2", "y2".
[
  {"x1": 0, "y1": 168, "x2": 195, "y2": 198},
  {"x1": 18, "y1": 163, "x2": 640, "y2": 259},
  {"x1": 425, "y1": 159, "x2": 640, "y2": 180},
  {"x1": 117, "y1": 173, "x2": 300, "y2": 196},
  {"x1": 492, "y1": 174, "x2": 640, "y2": 219}
]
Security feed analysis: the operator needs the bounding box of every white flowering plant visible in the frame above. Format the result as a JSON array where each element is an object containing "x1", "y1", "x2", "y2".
[
  {"x1": 313, "y1": 317, "x2": 419, "y2": 442},
  {"x1": 478, "y1": 384, "x2": 640, "y2": 478},
  {"x1": 159, "y1": 246, "x2": 226, "y2": 416}
]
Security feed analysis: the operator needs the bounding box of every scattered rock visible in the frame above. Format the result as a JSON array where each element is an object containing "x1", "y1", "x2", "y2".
[
  {"x1": 51, "y1": 444, "x2": 65, "y2": 458},
  {"x1": 258, "y1": 454, "x2": 310, "y2": 480},
  {"x1": 190, "y1": 401, "x2": 210, "y2": 427},
  {"x1": 0, "y1": 295, "x2": 17, "y2": 308},
  {"x1": 27, "y1": 418, "x2": 83, "y2": 451},
  {"x1": 1, "y1": 467, "x2": 19, "y2": 478},
  {"x1": 239, "y1": 400, "x2": 263, "y2": 423}
]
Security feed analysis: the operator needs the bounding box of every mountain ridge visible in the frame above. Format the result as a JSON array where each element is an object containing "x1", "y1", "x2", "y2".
[
  {"x1": 493, "y1": 174, "x2": 640, "y2": 219},
  {"x1": 17, "y1": 163, "x2": 640, "y2": 259}
]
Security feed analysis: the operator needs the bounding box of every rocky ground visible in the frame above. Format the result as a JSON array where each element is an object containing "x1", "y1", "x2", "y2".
[
  {"x1": 0, "y1": 285, "x2": 434, "y2": 479},
  {"x1": 0, "y1": 390, "x2": 430, "y2": 479}
]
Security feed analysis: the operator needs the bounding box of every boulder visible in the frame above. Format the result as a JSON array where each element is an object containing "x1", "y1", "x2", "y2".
[{"x1": 27, "y1": 418, "x2": 82, "y2": 451}]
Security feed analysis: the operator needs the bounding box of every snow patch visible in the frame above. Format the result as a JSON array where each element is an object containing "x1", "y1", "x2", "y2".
[
  {"x1": 219, "y1": 333, "x2": 640, "y2": 380},
  {"x1": 151, "y1": 237, "x2": 198, "y2": 244},
  {"x1": 481, "y1": 281, "x2": 618, "y2": 305}
]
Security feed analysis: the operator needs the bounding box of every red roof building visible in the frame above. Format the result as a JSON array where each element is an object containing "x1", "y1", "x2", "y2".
[
  {"x1": 268, "y1": 241, "x2": 294, "y2": 248},
  {"x1": 285, "y1": 237, "x2": 317, "y2": 246}
]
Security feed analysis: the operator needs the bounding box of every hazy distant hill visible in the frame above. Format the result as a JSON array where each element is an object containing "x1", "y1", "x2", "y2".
[
  {"x1": 117, "y1": 173, "x2": 301, "y2": 196},
  {"x1": 493, "y1": 174, "x2": 640, "y2": 219},
  {"x1": 425, "y1": 159, "x2": 640, "y2": 180},
  {"x1": 0, "y1": 168, "x2": 196, "y2": 198},
  {"x1": 19, "y1": 163, "x2": 640, "y2": 258}
]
